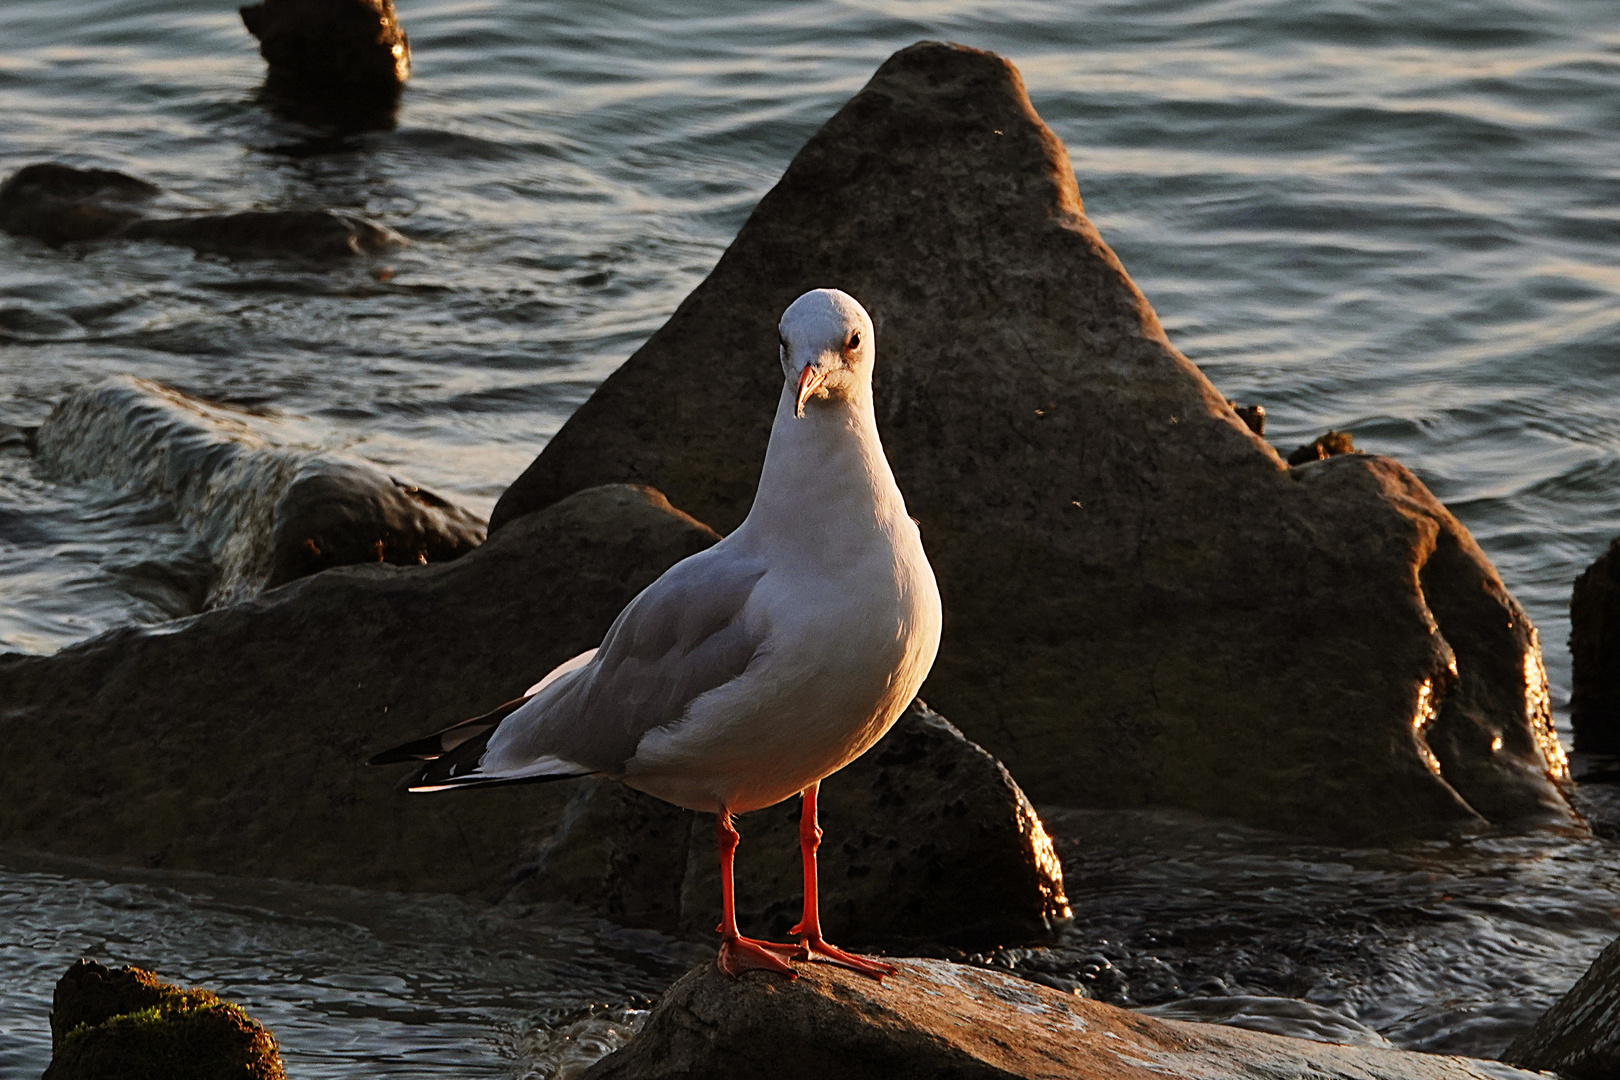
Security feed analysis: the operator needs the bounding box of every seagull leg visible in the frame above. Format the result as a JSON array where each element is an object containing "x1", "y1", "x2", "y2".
[
  {"x1": 789, "y1": 780, "x2": 897, "y2": 980},
  {"x1": 714, "y1": 809, "x2": 797, "y2": 978}
]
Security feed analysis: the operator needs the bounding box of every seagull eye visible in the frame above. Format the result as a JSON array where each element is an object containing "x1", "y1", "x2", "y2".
[{"x1": 847, "y1": 331, "x2": 861, "y2": 351}]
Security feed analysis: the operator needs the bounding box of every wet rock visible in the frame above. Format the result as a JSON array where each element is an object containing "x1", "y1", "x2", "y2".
[
  {"x1": 581, "y1": 959, "x2": 1538, "y2": 1080},
  {"x1": 1227, "y1": 400, "x2": 1265, "y2": 435},
  {"x1": 123, "y1": 209, "x2": 404, "y2": 259},
  {"x1": 0, "y1": 162, "x2": 403, "y2": 258},
  {"x1": 0, "y1": 485, "x2": 716, "y2": 895},
  {"x1": 0, "y1": 162, "x2": 158, "y2": 244},
  {"x1": 484, "y1": 42, "x2": 1573, "y2": 841},
  {"x1": 516, "y1": 702, "x2": 1070, "y2": 950},
  {"x1": 36, "y1": 376, "x2": 482, "y2": 608},
  {"x1": 44, "y1": 959, "x2": 284, "y2": 1080},
  {"x1": 1502, "y1": 932, "x2": 1620, "y2": 1078},
  {"x1": 1287, "y1": 429, "x2": 1357, "y2": 465},
  {"x1": 1570, "y1": 538, "x2": 1620, "y2": 753},
  {"x1": 241, "y1": 0, "x2": 409, "y2": 126}
]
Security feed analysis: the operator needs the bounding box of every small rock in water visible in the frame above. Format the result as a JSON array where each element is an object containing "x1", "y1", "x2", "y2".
[
  {"x1": 580, "y1": 958, "x2": 1538, "y2": 1080},
  {"x1": 44, "y1": 959, "x2": 284, "y2": 1080},
  {"x1": 0, "y1": 162, "x2": 159, "y2": 244},
  {"x1": 241, "y1": 0, "x2": 410, "y2": 129},
  {"x1": 1227, "y1": 400, "x2": 1266, "y2": 435},
  {"x1": 1502, "y1": 931, "x2": 1620, "y2": 1078},
  {"x1": 1286, "y1": 429, "x2": 1356, "y2": 465},
  {"x1": 518, "y1": 701, "x2": 1071, "y2": 950},
  {"x1": 1570, "y1": 537, "x2": 1620, "y2": 753}
]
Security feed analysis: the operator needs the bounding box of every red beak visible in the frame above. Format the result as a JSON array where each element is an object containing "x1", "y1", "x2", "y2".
[{"x1": 796, "y1": 364, "x2": 825, "y2": 418}]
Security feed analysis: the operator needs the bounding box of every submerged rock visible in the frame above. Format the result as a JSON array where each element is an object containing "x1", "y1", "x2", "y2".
[
  {"x1": 1570, "y1": 538, "x2": 1620, "y2": 753},
  {"x1": 1287, "y1": 429, "x2": 1357, "y2": 465},
  {"x1": 44, "y1": 959, "x2": 283, "y2": 1080},
  {"x1": 1502, "y1": 932, "x2": 1620, "y2": 1078},
  {"x1": 0, "y1": 162, "x2": 403, "y2": 258},
  {"x1": 35, "y1": 376, "x2": 483, "y2": 608},
  {"x1": 518, "y1": 702, "x2": 1070, "y2": 950},
  {"x1": 0, "y1": 485, "x2": 713, "y2": 894},
  {"x1": 581, "y1": 959, "x2": 1537, "y2": 1080},
  {"x1": 241, "y1": 0, "x2": 409, "y2": 128},
  {"x1": 485, "y1": 42, "x2": 1573, "y2": 841},
  {"x1": 0, "y1": 162, "x2": 159, "y2": 244}
]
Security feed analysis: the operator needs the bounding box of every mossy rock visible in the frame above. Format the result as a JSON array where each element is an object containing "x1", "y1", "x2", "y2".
[{"x1": 44, "y1": 959, "x2": 284, "y2": 1080}]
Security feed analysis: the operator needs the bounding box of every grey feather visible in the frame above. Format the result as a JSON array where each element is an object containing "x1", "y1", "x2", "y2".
[{"x1": 489, "y1": 547, "x2": 768, "y2": 773}]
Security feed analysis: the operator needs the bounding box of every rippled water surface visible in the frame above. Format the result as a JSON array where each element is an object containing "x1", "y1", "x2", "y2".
[{"x1": 5, "y1": 0, "x2": 1620, "y2": 1075}]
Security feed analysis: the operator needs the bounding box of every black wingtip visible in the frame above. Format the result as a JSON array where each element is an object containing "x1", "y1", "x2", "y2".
[{"x1": 367, "y1": 737, "x2": 444, "y2": 766}]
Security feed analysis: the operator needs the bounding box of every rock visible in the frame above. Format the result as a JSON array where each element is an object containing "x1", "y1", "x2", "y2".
[
  {"x1": 1570, "y1": 538, "x2": 1620, "y2": 753},
  {"x1": 1227, "y1": 401, "x2": 1265, "y2": 436},
  {"x1": 240, "y1": 0, "x2": 409, "y2": 124},
  {"x1": 0, "y1": 162, "x2": 404, "y2": 258},
  {"x1": 44, "y1": 959, "x2": 284, "y2": 1080},
  {"x1": 517, "y1": 702, "x2": 1070, "y2": 950},
  {"x1": 1502, "y1": 932, "x2": 1620, "y2": 1078},
  {"x1": 123, "y1": 209, "x2": 404, "y2": 259},
  {"x1": 581, "y1": 959, "x2": 1539, "y2": 1080},
  {"x1": 0, "y1": 162, "x2": 159, "y2": 244},
  {"x1": 0, "y1": 485, "x2": 717, "y2": 894},
  {"x1": 1287, "y1": 429, "x2": 1357, "y2": 465},
  {"x1": 36, "y1": 376, "x2": 482, "y2": 608},
  {"x1": 483, "y1": 42, "x2": 1573, "y2": 841}
]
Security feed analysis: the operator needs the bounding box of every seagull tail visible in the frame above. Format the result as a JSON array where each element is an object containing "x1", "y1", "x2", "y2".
[
  {"x1": 366, "y1": 695, "x2": 532, "y2": 765},
  {"x1": 401, "y1": 726, "x2": 591, "y2": 793}
]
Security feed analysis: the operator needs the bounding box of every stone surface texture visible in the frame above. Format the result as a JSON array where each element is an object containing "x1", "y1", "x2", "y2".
[
  {"x1": 488, "y1": 41, "x2": 1573, "y2": 841},
  {"x1": 36, "y1": 376, "x2": 483, "y2": 608},
  {"x1": 517, "y1": 702, "x2": 1071, "y2": 949},
  {"x1": 0, "y1": 485, "x2": 716, "y2": 894},
  {"x1": 1570, "y1": 538, "x2": 1620, "y2": 753},
  {"x1": 1502, "y1": 931, "x2": 1620, "y2": 1078},
  {"x1": 45, "y1": 959, "x2": 284, "y2": 1080},
  {"x1": 581, "y1": 959, "x2": 1539, "y2": 1080}
]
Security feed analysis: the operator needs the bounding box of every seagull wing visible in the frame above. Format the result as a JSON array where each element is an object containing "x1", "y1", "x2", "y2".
[{"x1": 381, "y1": 544, "x2": 768, "y2": 791}]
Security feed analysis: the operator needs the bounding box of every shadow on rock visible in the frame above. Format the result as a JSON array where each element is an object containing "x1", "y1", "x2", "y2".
[{"x1": 516, "y1": 702, "x2": 1071, "y2": 951}]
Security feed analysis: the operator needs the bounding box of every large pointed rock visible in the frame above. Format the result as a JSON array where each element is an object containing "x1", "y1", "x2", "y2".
[
  {"x1": 1502, "y1": 931, "x2": 1620, "y2": 1078},
  {"x1": 0, "y1": 485, "x2": 716, "y2": 894},
  {"x1": 487, "y1": 41, "x2": 1572, "y2": 841}
]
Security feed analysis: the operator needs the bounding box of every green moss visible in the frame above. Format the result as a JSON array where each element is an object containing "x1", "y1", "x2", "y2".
[{"x1": 44, "y1": 964, "x2": 284, "y2": 1080}]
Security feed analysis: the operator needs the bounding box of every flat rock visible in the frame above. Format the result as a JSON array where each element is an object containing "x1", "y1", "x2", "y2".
[
  {"x1": 1502, "y1": 931, "x2": 1620, "y2": 1078},
  {"x1": 516, "y1": 702, "x2": 1071, "y2": 950},
  {"x1": 581, "y1": 958, "x2": 1540, "y2": 1080},
  {"x1": 36, "y1": 376, "x2": 482, "y2": 608},
  {"x1": 0, "y1": 485, "x2": 716, "y2": 894},
  {"x1": 487, "y1": 41, "x2": 1573, "y2": 842},
  {"x1": 45, "y1": 959, "x2": 284, "y2": 1080},
  {"x1": 0, "y1": 162, "x2": 403, "y2": 258}
]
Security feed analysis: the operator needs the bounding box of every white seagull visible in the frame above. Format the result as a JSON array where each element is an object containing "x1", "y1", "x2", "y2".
[{"x1": 370, "y1": 288, "x2": 942, "y2": 979}]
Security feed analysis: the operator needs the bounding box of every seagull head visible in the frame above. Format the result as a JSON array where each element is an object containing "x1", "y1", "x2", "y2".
[{"x1": 778, "y1": 288, "x2": 875, "y2": 419}]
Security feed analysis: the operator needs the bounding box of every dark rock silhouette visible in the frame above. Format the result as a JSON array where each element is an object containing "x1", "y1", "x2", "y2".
[
  {"x1": 241, "y1": 0, "x2": 409, "y2": 130},
  {"x1": 519, "y1": 702, "x2": 1070, "y2": 950},
  {"x1": 44, "y1": 959, "x2": 283, "y2": 1080},
  {"x1": 581, "y1": 959, "x2": 1538, "y2": 1080},
  {"x1": 1502, "y1": 932, "x2": 1620, "y2": 1078},
  {"x1": 1570, "y1": 538, "x2": 1620, "y2": 753},
  {"x1": 485, "y1": 42, "x2": 1574, "y2": 841},
  {"x1": 0, "y1": 162, "x2": 404, "y2": 259}
]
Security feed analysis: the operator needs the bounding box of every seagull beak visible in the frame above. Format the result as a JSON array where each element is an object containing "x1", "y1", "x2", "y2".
[{"x1": 795, "y1": 364, "x2": 826, "y2": 419}]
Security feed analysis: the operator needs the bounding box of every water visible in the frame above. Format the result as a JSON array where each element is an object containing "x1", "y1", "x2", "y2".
[{"x1": 4, "y1": 0, "x2": 1620, "y2": 1075}]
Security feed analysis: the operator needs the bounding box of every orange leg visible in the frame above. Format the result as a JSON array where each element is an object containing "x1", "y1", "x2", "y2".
[
  {"x1": 714, "y1": 809, "x2": 797, "y2": 978},
  {"x1": 789, "y1": 780, "x2": 896, "y2": 980}
]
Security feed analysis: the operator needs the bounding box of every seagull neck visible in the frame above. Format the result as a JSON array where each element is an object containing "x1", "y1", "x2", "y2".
[{"x1": 738, "y1": 382, "x2": 902, "y2": 557}]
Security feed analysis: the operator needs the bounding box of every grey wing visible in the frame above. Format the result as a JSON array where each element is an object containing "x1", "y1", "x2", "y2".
[{"x1": 488, "y1": 546, "x2": 768, "y2": 773}]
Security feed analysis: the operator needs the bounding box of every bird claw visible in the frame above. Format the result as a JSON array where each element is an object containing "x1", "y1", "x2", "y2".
[
  {"x1": 796, "y1": 936, "x2": 897, "y2": 981},
  {"x1": 716, "y1": 935, "x2": 799, "y2": 978}
]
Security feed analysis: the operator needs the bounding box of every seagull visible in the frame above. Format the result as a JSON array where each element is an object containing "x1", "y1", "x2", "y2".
[{"x1": 369, "y1": 288, "x2": 942, "y2": 979}]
